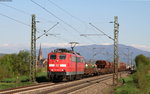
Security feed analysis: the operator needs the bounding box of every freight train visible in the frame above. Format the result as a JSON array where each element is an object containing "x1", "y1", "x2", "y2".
[{"x1": 47, "y1": 49, "x2": 126, "y2": 81}]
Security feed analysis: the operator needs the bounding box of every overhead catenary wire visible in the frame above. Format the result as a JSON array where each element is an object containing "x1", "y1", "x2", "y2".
[
  {"x1": 80, "y1": 34, "x2": 104, "y2": 37},
  {"x1": 58, "y1": 23, "x2": 94, "y2": 44},
  {"x1": 31, "y1": 0, "x2": 97, "y2": 44},
  {"x1": 58, "y1": 23, "x2": 85, "y2": 43},
  {"x1": 0, "y1": 12, "x2": 43, "y2": 33},
  {"x1": 0, "y1": 3, "x2": 51, "y2": 33},
  {"x1": 31, "y1": 0, "x2": 81, "y2": 34},
  {"x1": 0, "y1": 3, "x2": 30, "y2": 15},
  {"x1": 47, "y1": 0, "x2": 94, "y2": 42},
  {"x1": 0, "y1": 1, "x2": 99, "y2": 48},
  {"x1": 47, "y1": 0, "x2": 102, "y2": 44},
  {"x1": 0, "y1": 3, "x2": 57, "y2": 24},
  {"x1": 89, "y1": 23, "x2": 114, "y2": 41},
  {"x1": 36, "y1": 22, "x2": 59, "y2": 40},
  {"x1": 47, "y1": 0, "x2": 96, "y2": 43},
  {"x1": 0, "y1": 12, "x2": 30, "y2": 27},
  {"x1": 47, "y1": 0, "x2": 86, "y2": 24}
]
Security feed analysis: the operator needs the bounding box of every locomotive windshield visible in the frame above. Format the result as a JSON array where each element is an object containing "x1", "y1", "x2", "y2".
[
  {"x1": 50, "y1": 55, "x2": 56, "y2": 59},
  {"x1": 59, "y1": 55, "x2": 66, "y2": 60}
]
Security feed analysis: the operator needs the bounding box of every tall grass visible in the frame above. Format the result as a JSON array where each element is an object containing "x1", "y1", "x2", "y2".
[
  {"x1": 115, "y1": 54, "x2": 150, "y2": 94},
  {"x1": 0, "y1": 65, "x2": 13, "y2": 80},
  {"x1": 115, "y1": 76, "x2": 142, "y2": 94}
]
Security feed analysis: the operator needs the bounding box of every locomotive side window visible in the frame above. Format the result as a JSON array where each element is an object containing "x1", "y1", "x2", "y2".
[
  {"x1": 80, "y1": 58, "x2": 84, "y2": 63},
  {"x1": 59, "y1": 55, "x2": 66, "y2": 60},
  {"x1": 71, "y1": 56, "x2": 76, "y2": 62},
  {"x1": 50, "y1": 55, "x2": 56, "y2": 59},
  {"x1": 77, "y1": 57, "x2": 81, "y2": 62}
]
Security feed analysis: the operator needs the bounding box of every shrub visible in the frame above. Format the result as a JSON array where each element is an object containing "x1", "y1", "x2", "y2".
[{"x1": 0, "y1": 50, "x2": 30, "y2": 80}]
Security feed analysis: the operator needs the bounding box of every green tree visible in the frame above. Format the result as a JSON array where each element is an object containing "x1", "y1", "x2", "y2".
[
  {"x1": 134, "y1": 54, "x2": 150, "y2": 94},
  {"x1": 135, "y1": 54, "x2": 150, "y2": 69},
  {"x1": 0, "y1": 50, "x2": 30, "y2": 80},
  {"x1": 16, "y1": 50, "x2": 30, "y2": 75}
]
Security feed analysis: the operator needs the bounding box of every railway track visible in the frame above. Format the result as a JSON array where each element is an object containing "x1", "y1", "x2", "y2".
[
  {"x1": 0, "y1": 82, "x2": 56, "y2": 94},
  {"x1": 0, "y1": 73, "x2": 113, "y2": 94},
  {"x1": 44, "y1": 75, "x2": 112, "y2": 94},
  {"x1": 0, "y1": 72, "x2": 127, "y2": 94}
]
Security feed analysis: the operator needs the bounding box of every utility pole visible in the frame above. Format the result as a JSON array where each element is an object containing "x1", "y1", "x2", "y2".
[
  {"x1": 30, "y1": 14, "x2": 36, "y2": 82},
  {"x1": 126, "y1": 48, "x2": 133, "y2": 70},
  {"x1": 30, "y1": 14, "x2": 59, "y2": 82},
  {"x1": 113, "y1": 16, "x2": 119, "y2": 86},
  {"x1": 131, "y1": 52, "x2": 133, "y2": 70},
  {"x1": 86, "y1": 17, "x2": 119, "y2": 86},
  {"x1": 127, "y1": 48, "x2": 130, "y2": 66}
]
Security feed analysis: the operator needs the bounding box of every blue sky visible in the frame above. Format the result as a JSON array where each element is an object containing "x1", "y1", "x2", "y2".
[{"x1": 0, "y1": 0, "x2": 150, "y2": 53}]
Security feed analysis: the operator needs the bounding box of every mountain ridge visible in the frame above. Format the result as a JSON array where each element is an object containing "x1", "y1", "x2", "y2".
[{"x1": 39, "y1": 44, "x2": 150, "y2": 63}]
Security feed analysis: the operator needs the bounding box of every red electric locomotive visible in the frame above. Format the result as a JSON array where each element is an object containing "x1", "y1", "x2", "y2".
[{"x1": 47, "y1": 49, "x2": 85, "y2": 81}]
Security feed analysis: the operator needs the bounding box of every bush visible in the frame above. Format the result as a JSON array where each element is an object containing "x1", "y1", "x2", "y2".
[
  {"x1": 115, "y1": 76, "x2": 141, "y2": 94},
  {"x1": 135, "y1": 54, "x2": 150, "y2": 94},
  {"x1": 0, "y1": 65, "x2": 12, "y2": 80},
  {"x1": 0, "y1": 50, "x2": 30, "y2": 80},
  {"x1": 115, "y1": 54, "x2": 150, "y2": 94}
]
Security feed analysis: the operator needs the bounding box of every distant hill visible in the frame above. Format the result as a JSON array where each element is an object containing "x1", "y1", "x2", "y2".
[
  {"x1": 0, "y1": 53, "x2": 6, "y2": 57},
  {"x1": 38, "y1": 44, "x2": 150, "y2": 64}
]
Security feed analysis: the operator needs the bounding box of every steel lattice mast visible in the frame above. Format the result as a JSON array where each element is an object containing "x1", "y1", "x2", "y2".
[
  {"x1": 113, "y1": 16, "x2": 119, "y2": 85},
  {"x1": 30, "y1": 14, "x2": 36, "y2": 82}
]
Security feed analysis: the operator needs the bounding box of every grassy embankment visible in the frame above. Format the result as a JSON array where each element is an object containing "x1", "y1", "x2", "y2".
[
  {"x1": 0, "y1": 51, "x2": 49, "y2": 90},
  {"x1": 115, "y1": 54, "x2": 150, "y2": 94},
  {"x1": 115, "y1": 74, "x2": 150, "y2": 94},
  {"x1": 0, "y1": 71, "x2": 48, "y2": 90}
]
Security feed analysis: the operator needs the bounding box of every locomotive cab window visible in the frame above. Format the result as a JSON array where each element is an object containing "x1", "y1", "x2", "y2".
[
  {"x1": 50, "y1": 55, "x2": 56, "y2": 59},
  {"x1": 59, "y1": 55, "x2": 66, "y2": 60}
]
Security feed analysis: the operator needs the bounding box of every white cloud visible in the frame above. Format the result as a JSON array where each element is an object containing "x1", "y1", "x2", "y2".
[
  {"x1": 130, "y1": 44, "x2": 150, "y2": 52},
  {"x1": 121, "y1": 0, "x2": 150, "y2": 1},
  {"x1": 99, "y1": 43, "x2": 113, "y2": 45},
  {"x1": 1, "y1": 43, "x2": 150, "y2": 53},
  {"x1": 40, "y1": 43, "x2": 91, "y2": 48},
  {"x1": 41, "y1": 43, "x2": 70, "y2": 48},
  {"x1": 0, "y1": 44, "x2": 29, "y2": 48},
  {"x1": 0, "y1": 43, "x2": 29, "y2": 53},
  {"x1": 0, "y1": 44, "x2": 9, "y2": 47}
]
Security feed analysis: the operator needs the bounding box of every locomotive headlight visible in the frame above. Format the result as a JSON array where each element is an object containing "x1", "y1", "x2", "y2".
[
  {"x1": 49, "y1": 64, "x2": 55, "y2": 67},
  {"x1": 60, "y1": 64, "x2": 66, "y2": 67},
  {"x1": 62, "y1": 69, "x2": 65, "y2": 71}
]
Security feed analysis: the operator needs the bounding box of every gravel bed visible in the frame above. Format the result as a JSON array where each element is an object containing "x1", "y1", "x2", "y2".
[{"x1": 70, "y1": 72, "x2": 128, "y2": 94}]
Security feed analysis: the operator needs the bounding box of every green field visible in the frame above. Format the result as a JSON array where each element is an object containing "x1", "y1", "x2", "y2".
[
  {"x1": 0, "y1": 71, "x2": 47, "y2": 90},
  {"x1": 0, "y1": 82, "x2": 33, "y2": 90}
]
